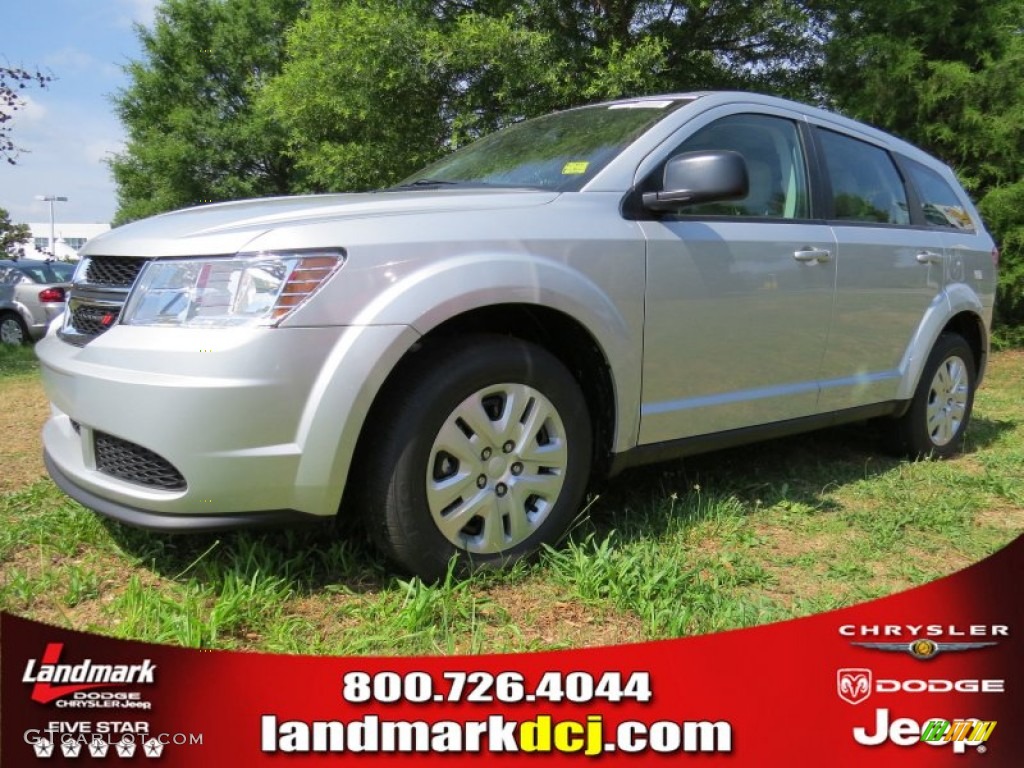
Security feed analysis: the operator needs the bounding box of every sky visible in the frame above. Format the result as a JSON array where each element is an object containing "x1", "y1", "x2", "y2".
[{"x1": 1, "y1": 0, "x2": 160, "y2": 225}]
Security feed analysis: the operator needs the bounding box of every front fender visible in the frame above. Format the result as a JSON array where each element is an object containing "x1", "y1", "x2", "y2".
[{"x1": 356, "y1": 253, "x2": 640, "y2": 454}]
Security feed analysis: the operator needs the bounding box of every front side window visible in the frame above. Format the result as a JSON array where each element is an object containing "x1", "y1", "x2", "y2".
[
  {"x1": 661, "y1": 113, "x2": 810, "y2": 219},
  {"x1": 904, "y1": 159, "x2": 975, "y2": 231},
  {"x1": 818, "y1": 129, "x2": 910, "y2": 225}
]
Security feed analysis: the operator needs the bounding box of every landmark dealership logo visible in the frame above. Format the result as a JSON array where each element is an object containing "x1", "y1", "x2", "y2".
[{"x1": 21, "y1": 643, "x2": 156, "y2": 704}]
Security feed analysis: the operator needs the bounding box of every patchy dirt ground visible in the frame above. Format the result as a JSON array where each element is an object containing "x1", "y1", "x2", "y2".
[{"x1": 0, "y1": 375, "x2": 48, "y2": 492}]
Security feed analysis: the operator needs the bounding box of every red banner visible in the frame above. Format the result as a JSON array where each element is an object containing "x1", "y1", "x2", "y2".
[{"x1": 3, "y1": 535, "x2": 1021, "y2": 766}]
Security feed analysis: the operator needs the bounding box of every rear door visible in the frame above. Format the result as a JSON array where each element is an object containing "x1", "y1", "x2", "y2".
[{"x1": 811, "y1": 126, "x2": 947, "y2": 411}]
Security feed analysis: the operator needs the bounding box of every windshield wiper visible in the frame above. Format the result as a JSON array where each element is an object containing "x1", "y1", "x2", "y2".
[{"x1": 389, "y1": 178, "x2": 463, "y2": 190}]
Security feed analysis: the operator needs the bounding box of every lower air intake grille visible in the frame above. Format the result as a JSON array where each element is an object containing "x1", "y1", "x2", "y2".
[
  {"x1": 70, "y1": 305, "x2": 118, "y2": 337},
  {"x1": 94, "y1": 432, "x2": 186, "y2": 491}
]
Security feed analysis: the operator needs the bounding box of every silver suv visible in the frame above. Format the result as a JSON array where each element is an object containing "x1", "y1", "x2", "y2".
[{"x1": 37, "y1": 93, "x2": 997, "y2": 579}]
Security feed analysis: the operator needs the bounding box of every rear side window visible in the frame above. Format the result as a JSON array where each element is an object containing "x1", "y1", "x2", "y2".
[
  {"x1": 817, "y1": 129, "x2": 910, "y2": 225},
  {"x1": 904, "y1": 159, "x2": 975, "y2": 231}
]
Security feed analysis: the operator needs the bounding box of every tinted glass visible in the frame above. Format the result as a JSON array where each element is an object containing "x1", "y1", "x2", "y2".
[
  {"x1": 400, "y1": 99, "x2": 692, "y2": 192},
  {"x1": 904, "y1": 159, "x2": 975, "y2": 231},
  {"x1": 12, "y1": 263, "x2": 72, "y2": 283},
  {"x1": 666, "y1": 114, "x2": 809, "y2": 219},
  {"x1": 818, "y1": 130, "x2": 910, "y2": 225}
]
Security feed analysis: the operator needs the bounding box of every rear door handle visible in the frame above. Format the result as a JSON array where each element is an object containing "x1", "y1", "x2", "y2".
[
  {"x1": 916, "y1": 251, "x2": 944, "y2": 265},
  {"x1": 793, "y1": 248, "x2": 832, "y2": 264}
]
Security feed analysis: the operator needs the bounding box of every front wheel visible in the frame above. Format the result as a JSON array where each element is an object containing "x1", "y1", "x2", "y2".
[
  {"x1": 361, "y1": 336, "x2": 592, "y2": 581},
  {"x1": 889, "y1": 334, "x2": 976, "y2": 459}
]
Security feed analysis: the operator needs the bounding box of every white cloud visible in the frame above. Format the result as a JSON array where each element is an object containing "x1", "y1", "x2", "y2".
[
  {"x1": 85, "y1": 139, "x2": 124, "y2": 165},
  {"x1": 16, "y1": 94, "x2": 48, "y2": 123},
  {"x1": 45, "y1": 47, "x2": 100, "y2": 74},
  {"x1": 117, "y1": 0, "x2": 160, "y2": 28},
  {"x1": 0, "y1": 99, "x2": 124, "y2": 224}
]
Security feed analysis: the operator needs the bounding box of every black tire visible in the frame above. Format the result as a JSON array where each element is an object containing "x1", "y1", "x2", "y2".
[
  {"x1": 889, "y1": 334, "x2": 976, "y2": 459},
  {"x1": 360, "y1": 335, "x2": 592, "y2": 581},
  {"x1": 0, "y1": 312, "x2": 29, "y2": 346}
]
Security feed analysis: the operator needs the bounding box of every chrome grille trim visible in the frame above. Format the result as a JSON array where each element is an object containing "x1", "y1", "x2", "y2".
[{"x1": 59, "y1": 256, "x2": 151, "y2": 345}]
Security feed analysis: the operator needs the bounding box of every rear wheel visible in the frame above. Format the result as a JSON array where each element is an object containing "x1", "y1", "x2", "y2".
[
  {"x1": 0, "y1": 312, "x2": 28, "y2": 345},
  {"x1": 890, "y1": 334, "x2": 976, "y2": 458},
  {"x1": 361, "y1": 336, "x2": 592, "y2": 581}
]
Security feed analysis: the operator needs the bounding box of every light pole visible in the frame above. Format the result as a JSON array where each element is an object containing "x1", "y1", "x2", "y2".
[{"x1": 35, "y1": 195, "x2": 68, "y2": 259}]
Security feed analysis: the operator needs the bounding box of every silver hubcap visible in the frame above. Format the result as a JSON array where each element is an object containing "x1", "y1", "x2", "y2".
[
  {"x1": 926, "y1": 355, "x2": 968, "y2": 446},
  {"x1": 426, "y1": 382, "x2": 568, "y2": 554},
  {"x1": 1, "y1": 318, "x2": 23, "y2": 345}
]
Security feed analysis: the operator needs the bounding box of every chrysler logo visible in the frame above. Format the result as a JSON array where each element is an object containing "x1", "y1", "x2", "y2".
[{"x1": 837, "y1": 668, "x2": 872, "y2": 705}]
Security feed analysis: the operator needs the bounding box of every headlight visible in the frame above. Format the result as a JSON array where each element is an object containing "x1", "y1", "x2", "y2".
[{"x1": 121, "y1": 250, "x2": 343, "y2": 328}]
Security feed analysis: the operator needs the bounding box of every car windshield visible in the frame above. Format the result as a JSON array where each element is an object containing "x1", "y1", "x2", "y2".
[{"x1": 397, "y1": 99, "x2": 690, "y2": 192}]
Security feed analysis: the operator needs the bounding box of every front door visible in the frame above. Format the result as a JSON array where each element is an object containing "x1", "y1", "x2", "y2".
[{"x1": 638, "y1": 112, "x2": 836, "y2": 444}]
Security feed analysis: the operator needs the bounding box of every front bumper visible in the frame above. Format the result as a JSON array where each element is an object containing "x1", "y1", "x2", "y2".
[
  {"x1": 37, "y1": 322, "x2": 417, "y2": 523},
  {"x1": 45, "y1": 452, "x2": 322, "y2": 531}
]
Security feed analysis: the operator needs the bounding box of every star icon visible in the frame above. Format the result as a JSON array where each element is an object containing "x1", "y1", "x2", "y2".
[
  {"x1": 115, "y1": 738, "x2": 137, "y2": 758},
  {"x1": 33, "y1": 737, "x2": 55, "y2": 758},
  {"x1": 61, "y1": 739, "x2": 83, "y2": 758},
  {"x1": 89, "y1": 737, "x2": 110, "y2": 758}
]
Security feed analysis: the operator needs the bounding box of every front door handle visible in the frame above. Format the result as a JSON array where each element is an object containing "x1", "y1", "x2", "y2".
[
  {"x1": 916, "y1": 251, "x2": 944, "y2": 265},
  {"x1": 793, "y1": 248, "x2": 832, "y2": 264}
]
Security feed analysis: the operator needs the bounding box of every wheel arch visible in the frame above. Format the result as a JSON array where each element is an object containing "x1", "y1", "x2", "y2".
[
  {"x1": 346, "y1": 304, "x2": 620, "y2": 506},
  {"x1": 896, "y1": 286, "x2": 990, "y2": 401}
]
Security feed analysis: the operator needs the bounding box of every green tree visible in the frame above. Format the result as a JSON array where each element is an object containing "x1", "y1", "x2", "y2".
[
  {"x1": 110, "y1": 0, "x2": 305, "y2": 224},
  {"x1": 1, "y1": 64, "x2": 53, "y2": 164},
  {"x1": 260, "y1": 1, "x2": 565, "y2": 192},
  {"x1": 823, "y1": 0, "x2": 1024, "y2": 336},
  {"x1": 0, "y1": 207, "x2": 31, "y2": 256},
  {"x1": 262, "y1": 0, "x2": 829, "y2": 192}
]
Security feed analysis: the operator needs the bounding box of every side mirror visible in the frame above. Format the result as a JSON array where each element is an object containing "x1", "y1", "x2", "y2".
[{"x1": 642, "y1": 150, "x2": 749, "y2": 212}]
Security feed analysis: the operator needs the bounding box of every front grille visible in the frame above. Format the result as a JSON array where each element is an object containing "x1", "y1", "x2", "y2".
[
  {"x1": 85, "y1": 256, "x2": 148, "y2": 287},
  {"x1": 60, "y1": 256, "x2": 151, "y2": 345},
  {"x1": 69, "y1": 304, "x2": 118, "y2": 336},
  {"x1": 94, "y1": 432, "x2": 187, "y2": 491}
]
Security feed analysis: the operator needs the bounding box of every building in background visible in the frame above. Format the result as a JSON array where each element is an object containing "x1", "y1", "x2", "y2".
[{"x1": 20, "y1": 222, "x2": 111, "y2": 261}]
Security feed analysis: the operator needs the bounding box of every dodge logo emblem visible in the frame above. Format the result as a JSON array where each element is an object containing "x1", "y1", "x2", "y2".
[{"x1": 838, "y1": 668, "x2": 872, "y2": 705}]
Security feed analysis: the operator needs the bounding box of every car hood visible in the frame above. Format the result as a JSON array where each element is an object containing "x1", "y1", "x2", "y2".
[{"x1": 81, "y1": 189, "x2": 561, "y2": 258}]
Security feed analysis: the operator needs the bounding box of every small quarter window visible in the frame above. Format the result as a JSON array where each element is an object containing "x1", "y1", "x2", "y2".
[
  {"x1": 904, "y1": 159, "x2": 975, "y2": 231},
  {"x1": 818, "y1": 130, "x2": 910, "y2": 225}
]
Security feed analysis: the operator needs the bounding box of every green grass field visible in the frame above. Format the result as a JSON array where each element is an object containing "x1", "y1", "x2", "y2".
[{"x1": 2, "y1": 344, "x2": 1021, "y2": 654}]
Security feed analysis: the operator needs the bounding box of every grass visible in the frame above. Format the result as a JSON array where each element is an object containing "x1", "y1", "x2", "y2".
[
  {"x1": 1, "y1": 345, "x2": 1022, "y2": 654},
  {"x1": 0, "y1": 342, "x2": 39, "y2": 377}
]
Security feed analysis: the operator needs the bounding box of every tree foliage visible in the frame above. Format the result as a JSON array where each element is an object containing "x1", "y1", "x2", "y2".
[
  {"x1": 0, "y1": 64, "x2": 53, "y2": 164},
  {"x1": 109, "y1": 0, "x2": 305, "y2": 224},
  {"x1": 261, "y1": 0, "x2": 829, "y2": 192},
  {"x1": 0, "y1": 207, "x2": 31, "y2": 256},
  {"x1": 823, "y1": 0, "x2": 1024, "y2": 335}
]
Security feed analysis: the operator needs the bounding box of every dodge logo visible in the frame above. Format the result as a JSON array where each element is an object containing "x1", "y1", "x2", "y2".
[{"x1": 838, "y1": 668, "x2": 872, "y2": 705}]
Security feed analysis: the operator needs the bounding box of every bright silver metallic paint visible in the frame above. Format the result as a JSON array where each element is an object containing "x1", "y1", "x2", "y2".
[{"x1": 36, "y1": 92, "x2": 997, "y2": 528}]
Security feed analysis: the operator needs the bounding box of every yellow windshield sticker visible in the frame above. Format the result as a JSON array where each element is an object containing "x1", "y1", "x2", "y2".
[{"x1": 562, "y1": 161, "x2": 589, "y2": 175}]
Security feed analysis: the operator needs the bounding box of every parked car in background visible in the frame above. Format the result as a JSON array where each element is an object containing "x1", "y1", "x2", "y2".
[
  {"x1": 36, "y1": 92, "x2": 997, "y2": 580},
  {"x1": 0, "y1": 259, "x2": 74, "y2": 344}
]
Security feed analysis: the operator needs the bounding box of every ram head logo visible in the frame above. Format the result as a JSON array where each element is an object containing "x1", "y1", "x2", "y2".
[{"x1": 837, "y1": 668, "x2": 873, "y2": 705}]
